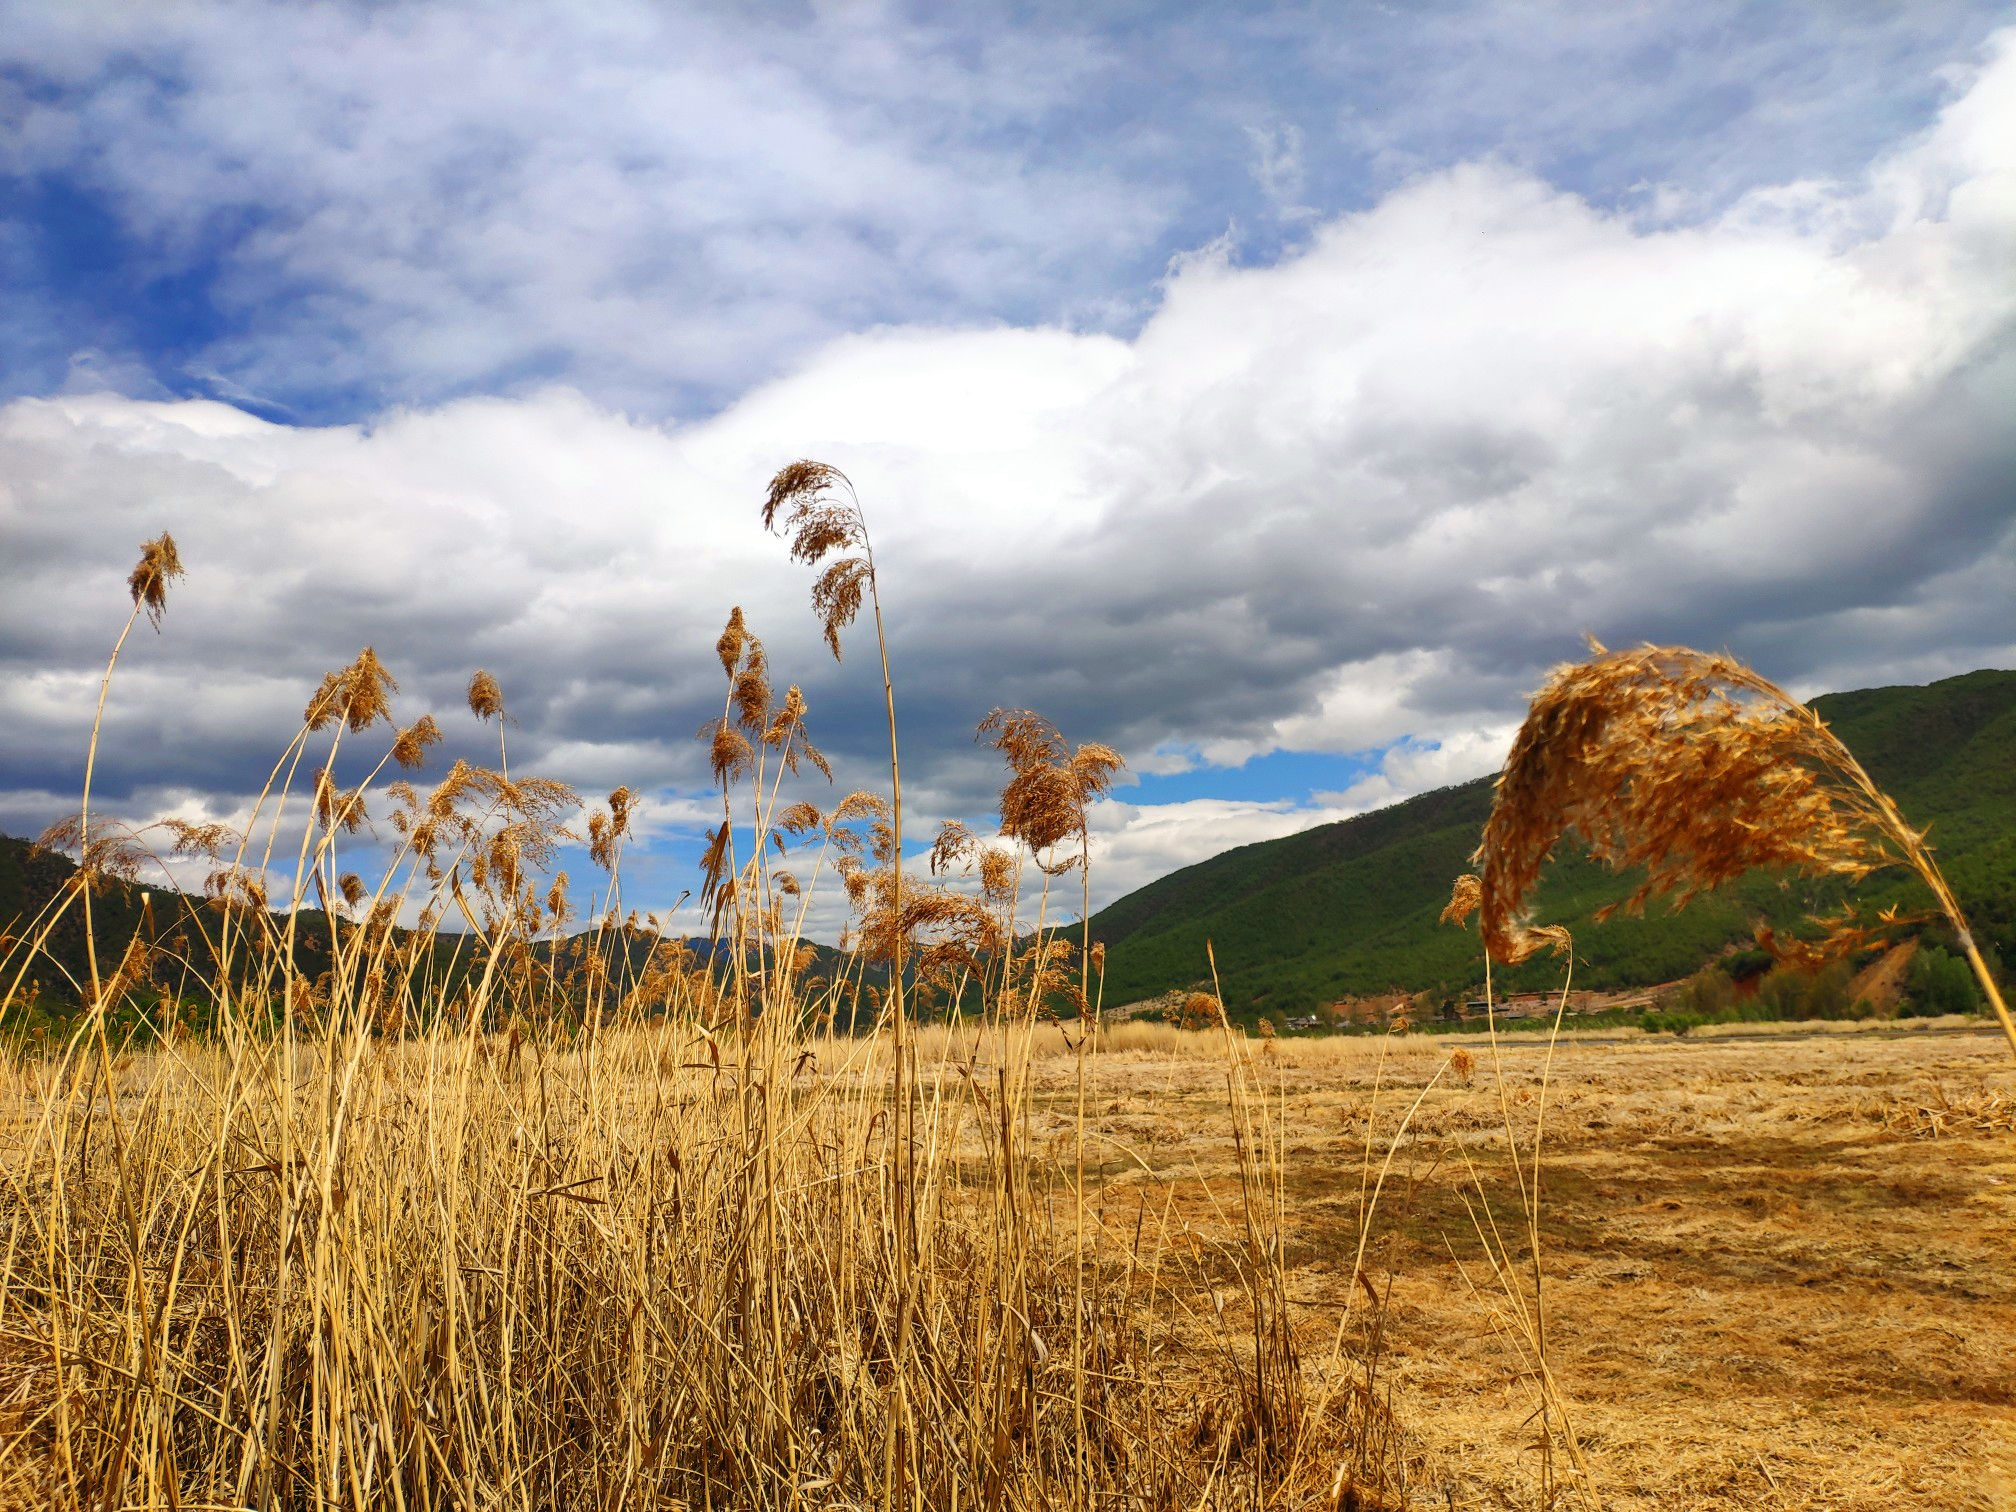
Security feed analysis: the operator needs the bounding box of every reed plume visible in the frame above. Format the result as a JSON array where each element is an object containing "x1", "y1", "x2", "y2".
[
  {"x1": 979, "y1": 709, "x2": 1125, "y2": 874},
  {"x1": 467, "y1": 669, "x2": 504, "y2": 721},
  {"x1": 762, "y1": 460, "x2": 871, "y2": 661},
  {"x1": 390, "y1": 713, "x2": 443, "y2": 769},
  {"x1": 1445, "y1": 642, "x2": 2014, "y2": 1058},
  {"x1": 126, "y1": 532, "x2": 183, "y2": 629},
  {"x1": 304, "y1": 647, "x2": 398, "y2": 732}
]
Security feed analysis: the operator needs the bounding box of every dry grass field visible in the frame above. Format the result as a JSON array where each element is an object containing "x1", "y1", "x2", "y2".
[
  {"x1": 978, "y1": 1019, "x2": 2016, "y2": 1510},
  {"x1": 10, "y1": 1014, "x2": 2008, "y2": 1509}
]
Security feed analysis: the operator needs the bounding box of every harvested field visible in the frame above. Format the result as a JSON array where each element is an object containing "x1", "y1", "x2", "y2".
[{"x1": 992, "y1": 1020, "x2": 2016, "y2": 1510}]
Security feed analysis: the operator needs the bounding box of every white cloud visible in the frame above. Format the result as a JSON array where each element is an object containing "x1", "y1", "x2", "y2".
[
  {"x1": 1247, "y1": 123, "x2": 1315, "y2": 222},
  {"x1": 6, "y1": 4, "x2": 2007, "y2": 412},
  {"x1": 0, "y1": 3, "x2": 1161, "y2": 411},
  {"x1": 4, "y1": 29, "x2": 2014, "y2": 928},
  {"x1": 1083, "y1": 796, "x2": 1353, "y2": 909}
]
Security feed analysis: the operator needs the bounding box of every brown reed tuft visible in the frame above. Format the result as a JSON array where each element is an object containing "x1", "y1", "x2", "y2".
[
  {"x1": 762, "y1": 684, "x2": 832, "y2": 778},
  {"x1": 978, "y1": 708, "x2": 1125, "y2": 870},
  {"x1": 928, "y1": 818, "x2": 976, "y2": 875},
  {"x1": 732, "y1": 640, "x2": 772, "y2": 731},
  {"x1": 715, "y1": 605, "x2": 748, "y2": 675},
  {"x1": 761, "y1": 461, "x2": 871, "y2": 660},
  {"x1": 704, "y1": 717, "x2": 753, "y2": 786},
  {"x1": 305, "y1": 647, "x2": 398, "y2": 732},
  {"x1": 1446, "y1": 641, "x2": 2014, "y2": 1056},
  {"x1": 467, "y1": 668, "x2": 505, "y2": 721},
  {"x1": 33, "y1": 813, "x2": 147, "y2": 891},
  {"x1": 587, "y1": 786, "x2": 635, "y2": 871},
  {"x1": 161, "y1": 818, "x2": 238, "y2": 860},
  {"x1": 312, "y1": 768, "x2": 370, "y2": 835},
  {"x1": 126, "y1": 532, "x2": 183, "y2": 629},
  {"x1": 390, "y1": 713, "x2": 443, "y2": 769}
]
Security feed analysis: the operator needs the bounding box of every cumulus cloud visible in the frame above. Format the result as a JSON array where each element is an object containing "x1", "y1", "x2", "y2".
[
  {"x1": 1, "y1": 2, "x2": 2005, "y2": 413},
  {"x1": 3, "y1": 29, "x2": 2013, "y2": 929}
]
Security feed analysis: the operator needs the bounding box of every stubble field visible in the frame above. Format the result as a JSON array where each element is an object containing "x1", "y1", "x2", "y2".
[{"x1": 1005, "y1": 1019, "x2": 2016, "y2": 1510}]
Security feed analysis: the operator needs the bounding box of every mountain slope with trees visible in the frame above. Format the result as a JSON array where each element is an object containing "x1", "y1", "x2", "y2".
[{"x1": 1088, "y1": 669, "x2": 2016, "y2": 1016}]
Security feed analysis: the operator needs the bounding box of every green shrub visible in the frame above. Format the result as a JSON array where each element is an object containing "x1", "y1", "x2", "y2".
[
  {"x1": 1640, "y1": 1009, "x2": 1706, "y2": 1036},
  {"x1": 1800, "y1": 960, "x2": 1856, "y2": 1020},
  {"x1": 1902, "y1": 945, "x2": 1980, "y2": 1018},
  {"x1": 1754, "y1": 966, "x2": 1809, "y2": 1020},
  {"x1": 1673, "y1": 967, "x2": 1736, "y2": 1018}
]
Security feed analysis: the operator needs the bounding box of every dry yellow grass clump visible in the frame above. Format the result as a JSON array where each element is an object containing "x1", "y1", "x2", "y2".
[
  {"x1": 0, "y1": 511, "x2": 1399, "y2": 1511},
  {"x1": 0, "y1": 1013, "x2": 1402, "y2": 1510}
]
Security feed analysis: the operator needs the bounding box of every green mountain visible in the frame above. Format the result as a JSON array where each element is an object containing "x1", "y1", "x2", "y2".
[{"x1": 1089, "y1": 669, "x2": 2016, "y2": 1016}]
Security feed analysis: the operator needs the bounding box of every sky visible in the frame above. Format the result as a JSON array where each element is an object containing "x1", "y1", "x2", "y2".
[{"x1": 2, "y1": 1, "x2": 2013, "y2": 936}]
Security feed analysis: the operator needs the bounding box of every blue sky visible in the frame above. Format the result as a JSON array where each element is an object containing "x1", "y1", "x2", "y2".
[{"x1": 3, "y1": 2, "x2": 2013, "y2": 931}]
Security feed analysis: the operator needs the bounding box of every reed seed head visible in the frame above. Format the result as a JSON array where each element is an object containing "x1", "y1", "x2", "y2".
[
  {"x1": 306, "y1": 647, "x2": 399, "y2": 733},
  {"x1": 467, "y1": 669, "x2": 505, "y2": 722},
  {"x1": 35, "y1": 813, "x2": 147, "y2": 890},
  {"x1": 392, "y1": 714, "x2": 444, "y2": 770},
  {"x1": 1458, "y1": 643, "x2": 1910, "y2": 966},
  {"x1": 778, "y1": 800, "x2": 824, "y2": 838},
  {"x1": 979, "y1": 708, "x2": 1126, "y2": 862},
  {"x1": 929, "y1": 819, "x2": 976, "y2": 876},
  {"x1": 704, "y1": 718, "x2": 754, "y2": 786},
  {"x1": 761, "y1": 461, "x2": 873, "y2": 660},
  {"x1": 163, "y1": 818, "x2": 239, "y2": 860},
  {"x1": 127, "y1": 533, "x2": 184, "y2": 630}
]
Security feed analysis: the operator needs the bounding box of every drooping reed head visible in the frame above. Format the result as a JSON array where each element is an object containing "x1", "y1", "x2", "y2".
[
  {"x1": 761, "y1": 460, "x2": 872, "y2": 660},
  {"x1": 34, "y1": 812, "x2": 147, "y2": 891},
  {"x1": 1446, "y1": 643, "x2": 1904, "y2": 965},
  {"x1": 978, "y1": 708, "x2": 1125, "y2": 866},
  {"x1": 588, "y1": 785, "x2": 635, "y2": 871},
  {"x1": 127, "y1": 533, "x2": 183, "y2": 630},
  {"x1": 313, "y1": 768, "x2": 370, "y2": 834},
  {"x1": 305, "y1": 647, "x2": 399, "y2": 733},
  {"x1": 762, "y1": 685, "x2": 832, "y2": 778},
  {"x1": 391, "y1": 714, "x2": 443, "y2": 770}
]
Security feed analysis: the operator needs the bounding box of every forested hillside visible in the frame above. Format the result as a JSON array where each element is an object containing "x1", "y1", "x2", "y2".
[{"x1": 1089, "y1": 669, "x2": 2016, "y2": 1015}]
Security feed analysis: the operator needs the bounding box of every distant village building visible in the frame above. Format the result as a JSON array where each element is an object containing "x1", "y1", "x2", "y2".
[
  {"x1": 1460, "y1": 990, "x2": 1597, "y2": 1019},
  {"x1": 1329, "y1": 992, "x2": 1415, "y2": 1029}
]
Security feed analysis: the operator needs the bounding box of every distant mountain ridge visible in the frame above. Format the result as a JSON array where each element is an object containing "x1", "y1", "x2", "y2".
[
  {"x1": 1087, "y1": 669, "x2": 2016, "y2": 1016},
  {"x1": 0, "y1": 837, "x2": 852, "y2": 1011}
]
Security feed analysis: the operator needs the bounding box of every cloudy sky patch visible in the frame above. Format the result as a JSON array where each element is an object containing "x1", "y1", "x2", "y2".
[{"x1": 2, "y1": 3, "x2": 2012, "y2": 931}]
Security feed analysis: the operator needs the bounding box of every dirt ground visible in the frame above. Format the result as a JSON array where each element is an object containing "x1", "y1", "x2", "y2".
[{"x1": 1034, "y1": 1022, "x2": 2016, "y2": 1510}]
